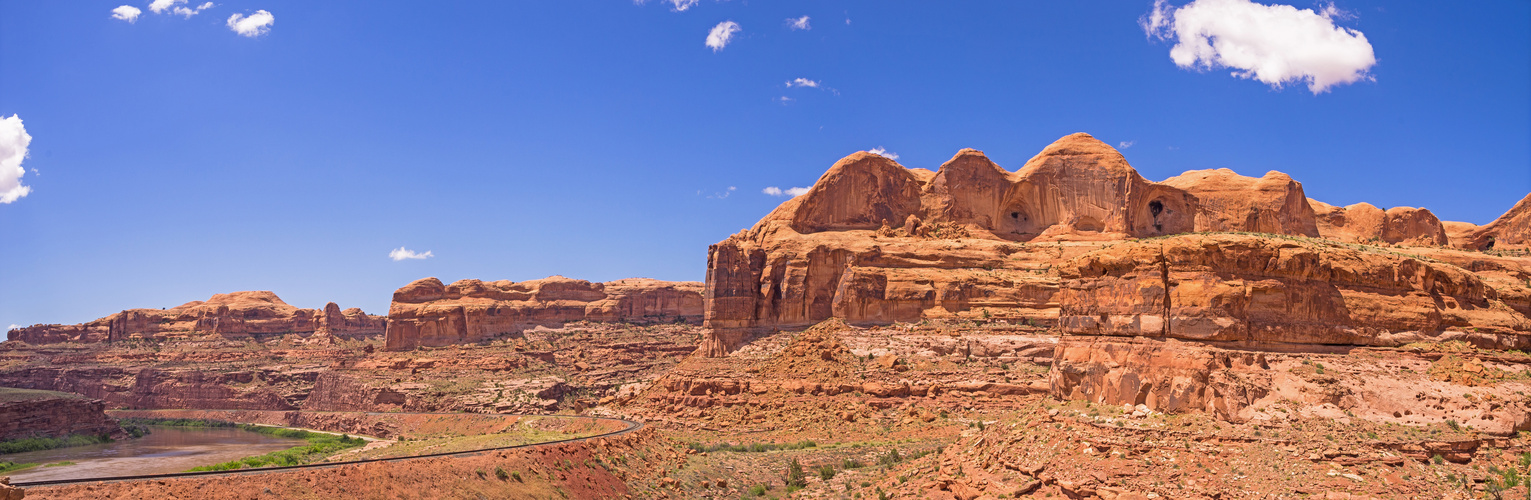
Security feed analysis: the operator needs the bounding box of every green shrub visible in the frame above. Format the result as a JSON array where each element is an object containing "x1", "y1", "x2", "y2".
[{"x1": 818, "y1": 464, "x2": 836, "y2": 480}]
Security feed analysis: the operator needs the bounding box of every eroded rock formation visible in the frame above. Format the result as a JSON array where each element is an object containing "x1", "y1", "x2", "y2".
[
  {"x1": 1459, "y1": 193, "x2": 1531, "y2": 250},
  {"x1": 1161, "y1": 168, "x2": 1319, "y2": 236},
  {"x1": 384, "y1": 276, "x2": 703, "y2": 350},
  {"x1": 1309, "y1": 200, "x2": 1449, "y2": 246},
  {"x1": 5, "y1": 291, "x2": 384, "y2": 344}
]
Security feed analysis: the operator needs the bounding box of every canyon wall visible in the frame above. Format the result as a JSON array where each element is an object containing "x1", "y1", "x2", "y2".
[
  {"x1": 384, "y1": 276, "x2": 703, "y2": 350},
  {"x1": 5, "y1": 291, "x2": 385, "y2": 345},
  {"x1": 0, "y1": 391, "x2": 123, "y2": 441}
]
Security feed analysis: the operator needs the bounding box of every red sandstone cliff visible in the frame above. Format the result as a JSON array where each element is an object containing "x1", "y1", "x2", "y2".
[
  {"x1": 5, "y1": 291, "x2": 385, "y2": 344},
  {"x1": 699, "y1": 133, "x2": 1531, "y2": 358},
  {"x1": 384, "y1": 276, "x2": 703, "y2": 350}
]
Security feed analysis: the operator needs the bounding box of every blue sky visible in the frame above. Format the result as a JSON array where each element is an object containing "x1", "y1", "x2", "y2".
[{"x1": 2, "y1": 0, "x2": 1528, "y2": 326}]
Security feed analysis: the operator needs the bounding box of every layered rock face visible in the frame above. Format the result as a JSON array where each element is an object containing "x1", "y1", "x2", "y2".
[
  {"x1": 0, "y1": 391, "x2": 123, "y2": 441},
  {"x1": 6, "y1": 291, "x2": 385, "y2": 344},
  {"x1": 1055, "y1": 233, "x2": 1528, "y2": 348},
  {"x1": 1049, "y1": 232, "x2": 1531, "y2": 422},
  {"x1": 1309, "y1": 199, "x2": 1449, "y2": 246},
  {"x1": 384, "y1": 276, "x2": 703, "y2": 350}
]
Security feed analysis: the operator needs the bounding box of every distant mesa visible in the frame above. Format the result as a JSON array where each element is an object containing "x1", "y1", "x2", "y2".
[
  {"x1": 5, "y1": 291, "x2": 385, "y2": 344},
  {"x1": 384, "y1": 276, "x2": 703, "y2": 351}
]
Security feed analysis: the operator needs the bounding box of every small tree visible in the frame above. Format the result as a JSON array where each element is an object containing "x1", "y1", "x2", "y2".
[{"x1": 785, "y1": 458, "x2": 807, "y2": 488}]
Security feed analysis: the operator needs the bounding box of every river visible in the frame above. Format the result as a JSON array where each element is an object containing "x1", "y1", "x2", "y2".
[{"x1": 2, "y1": 426, "x2": 307, "y2": 482}]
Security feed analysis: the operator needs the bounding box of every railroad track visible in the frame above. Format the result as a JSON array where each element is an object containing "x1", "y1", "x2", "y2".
[{"x1": 11, "y1": 411, "x2": 643, "y2": 488}]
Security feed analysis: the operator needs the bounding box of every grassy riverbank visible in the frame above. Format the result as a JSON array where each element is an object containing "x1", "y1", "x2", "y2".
[{"x1": 117, "y1": 417, "x2": 367, "y2": 471}]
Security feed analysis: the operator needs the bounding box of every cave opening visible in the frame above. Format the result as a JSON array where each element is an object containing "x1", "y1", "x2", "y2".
[{"x1": 1148, "y1": 200, "x2": 1165, "y2": 232}]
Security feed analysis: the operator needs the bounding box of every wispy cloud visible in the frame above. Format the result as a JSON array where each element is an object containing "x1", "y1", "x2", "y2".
[
  {"x1": 6, "y1": 325, "x2": 19, "y2": 332},
  {"x1": 1118, "y1": 141, "x2": 1135, "y2": 149},
  {"x1": 785, "y1": 78, "x2": 820, "y2": 88},
  {"x1": 172, "y1": 2, "x2": 214, "y2": 18},
  {"x1": 703, "y1": 186, "x2": 738, "y2": 199},
  {"x1": 0, "y1": 115, "x2": 33, "y2": 204},
  {"x1": 777, "y1": 96, "x2": 794, "y2": 104},
  {"x1": 389, "y1": 247, "x2": 434, "y2": 261},
  {"x1": 227, "y1": 10, "x2": 275, "y2": 37},
  {"x1": 706, "y1": 21, "x2": 740, "y2": 52},
  {"x1": 763, "y1": 186, "x2": 810, "y2": 197},
  {"x1": 111, "y1": 5, "x2": 142, "y2": 22},
  {"x1": 1142, "y1": 0, "x2": 1376, "y2": 93},
  {"x1": 787, "y1": 16, "x2": 810, "y2": 30},
  {"x1": 868, "y1": 147, "x2": 899, "y2": 161},
  {"x1": 634, "y1": 0, "x2": 700, "y2": 12}
]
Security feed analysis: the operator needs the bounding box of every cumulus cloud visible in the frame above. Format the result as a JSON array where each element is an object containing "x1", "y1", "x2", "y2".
[
  {"x1": 776, "y1": 96, "x2": 794, "y2": 104},
  {"x1": 706, "y1": 21, "x2": 740, "y2": 52},
  {"x1": 389, "y1": 247, "x2": 433, "y2": 261},
  {"x1": 785, "y1": 78, "x2": 820, "y2": 88},
  {"x1": 0, "y1": 115, "x2": 33, "y2": 204},
  {"x1": 1118, "y1": 141, "x2": 1135, "y2": 149},
  {"x1": 868, "y1": 147, "x2": 899, "y2": 161},
  {"x1": 227, "y1": 10, "x2": 275, "y2": 37},
  {"x1": 111, "y1": 5, "x2": 142, "y2": 22},
  {"x1": 6, "y1": 325, "x2": 18, "y2": 332},
  {"x1": 1141, "y1": 0, "x2": 1376, "y2": 93},
  {"x1": 763, "y1": 186, "x2": 810, "y2": 197},
  {"x1": 787, "y1": 16, "x2": 811, "y2": 30},
  {"x1": 148, "y1": 0, "x2": 180, "y2": 14}
]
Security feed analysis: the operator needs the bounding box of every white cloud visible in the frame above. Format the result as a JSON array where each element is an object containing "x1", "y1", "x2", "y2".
[
  {"x1": 787, "y1": 16, "x2": 810, "y2": 30},
  {"x1": 389, "y1": 247, "x2": 433, "y2": 261},
  {"x1": 148, "y1": 0, "x2": 181, "y2": 14},
  {"x1": 111, "y1": 5, "x2": 142, "y2": 22},
  {"x1": 1141, "y1": 0, "x2": 1376, "y2": 93},
  {"x1": 777, "y1": 96, "x2": 794, "y2": 104},
  {"x1": 706, "y1": 21, "x2": 740, "y2": 52},
  {"x1": 868, "y1": 147, "x2": 899, "y2": 161},
  {"x1": 785, "y1": 78, "x2": 820, "y2": 88},
  {"x1": 0, "y1": 115, "x2": 33, "y2": 204},
  {"x1": 172, "y1": 2, "x2": 213, "y2": 18},
  {"x1": 763, "y1": 186, "x2": 810, "y2": 197},
  {"x1": 6, "y1": 324, "x2": 19, "y2": 332},
  {"x1": 1118, "y1": 141, "x2": 1135, "y2": 149},
  {"x1": 227, "y1": 10, "x2": 275, "y2": 37}
]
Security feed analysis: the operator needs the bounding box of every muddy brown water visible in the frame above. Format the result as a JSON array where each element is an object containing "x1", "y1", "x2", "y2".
[{"x1": 1, "y1": 427, "x2": 307, "y2": 482}]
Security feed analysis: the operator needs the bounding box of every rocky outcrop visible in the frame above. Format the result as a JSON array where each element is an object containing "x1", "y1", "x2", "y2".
[
  {"x1": 1309, "y1": 200, "x2": 1449, "y2": 246},
  {"x1": 0, "y1": 391, "x2": 123, "y2": 441},
  {"x1": 1162, "y1": 168, "x2": 1319, "y2": 236},
  {"x1": 383, "y1": 276, "x2": 703, "y2": 350},
  {"x1": 1458, "y1": 193, "x2": 1531, "y2": 250},
  {"x1": 5, "y1": 291, "x2": 385, "y2": 344}
]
